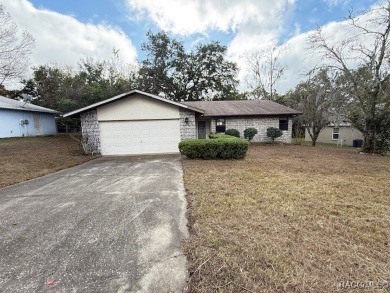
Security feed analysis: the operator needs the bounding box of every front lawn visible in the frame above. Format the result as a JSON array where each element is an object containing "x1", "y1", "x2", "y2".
[
  {"x1": 182, "y1": 144, "x2": 390, "y2": 292},
  {"x1": 0, "y1": 135, "x2": 93, "y2": 188}
]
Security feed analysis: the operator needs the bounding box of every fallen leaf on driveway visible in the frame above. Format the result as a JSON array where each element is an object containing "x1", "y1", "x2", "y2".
[{"x1": 45, "y1": 279, "x2": 56, "y2": 286}]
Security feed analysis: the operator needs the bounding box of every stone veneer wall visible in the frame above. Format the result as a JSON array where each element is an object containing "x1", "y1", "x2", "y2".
[
  {"x1": 210, "y1": 119, "x2": 216, "y2": 134},
  {"x1": 179, "y1": 108, "x2": 196, "y2": 140},
  {"x1": 210, "y1": 116, "x2": 293, "y2": 143},
  {"x1": 80, "y1": 110, "x2": 101, "y2": 154}
]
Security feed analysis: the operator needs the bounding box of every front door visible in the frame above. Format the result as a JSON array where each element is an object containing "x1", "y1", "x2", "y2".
[
  {"x1": 197, "y1": 121, "x2": 206, "y2": 139},
  {"x1": 33, "y1": 114, "x2": 43, "y2": 136}
]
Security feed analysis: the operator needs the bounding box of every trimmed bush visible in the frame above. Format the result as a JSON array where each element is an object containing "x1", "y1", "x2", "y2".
[
  {"x1": 179, "y1": 137, "x2": 249, "y2": 159},
  {"x1": 208, "y1": 133, "x2": 236, "y2": 139},
  {"x1": 267, "y1": 127, "x2": 283, "y2": 142},
  {"x1": 225, "y1": 129, "x2": 240, "y2": 138},
  {"x1": 244, "y1": 127, "x2": 258, "y2": 141}
]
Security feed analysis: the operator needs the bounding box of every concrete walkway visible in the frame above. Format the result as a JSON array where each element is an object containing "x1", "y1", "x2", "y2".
[{"x1": 0, "y1": 155, "x2": 188, "y2": 293}]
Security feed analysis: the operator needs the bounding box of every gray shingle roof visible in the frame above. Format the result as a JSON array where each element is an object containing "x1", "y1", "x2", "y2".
[
  {"x1": 182, "y1": 100, "x2": 301, "y2": 117},
  {"x1": 0, "y1": 96, "x2": 58, "y2": 114}
]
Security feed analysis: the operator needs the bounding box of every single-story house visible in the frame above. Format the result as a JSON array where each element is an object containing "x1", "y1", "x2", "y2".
[
  {"x1": 181, "y1": 100, "x2": 300, "y2": 142},
  {"x1": 305, "y1": 123, "x2": 364, "y2": 147},
  {"x1": 63, "y1": 90, "x2": 301, "y2": 155},
  {"x1": 0, "y1": 95, "x2": 58, "y2": 138}
]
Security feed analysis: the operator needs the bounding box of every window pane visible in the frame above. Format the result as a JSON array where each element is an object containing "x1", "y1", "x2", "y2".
[
  {"x1": 279, "y1": 119, "x2": 288, "y2": 131},
  {"x1": 216, "y1": 119, "x2": 226, "y2": 133},
  {"x1": 332, "y1": 128, "x2": 339, "y2": 140},
  {"x1": 216, "y1": 125, "x2": 225, "y2": 133}
]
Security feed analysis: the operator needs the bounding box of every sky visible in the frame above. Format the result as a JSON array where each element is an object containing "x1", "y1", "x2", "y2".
[{"x1": 1, "y1": 0, "x2": 381, "y2": 93}]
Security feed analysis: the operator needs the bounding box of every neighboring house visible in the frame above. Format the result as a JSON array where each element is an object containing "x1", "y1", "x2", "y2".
[
  {"x1": 0, "y1": 96, "x2": 58, "y2": 138},
  {"x1": 63, "y1": 90, "x2": 301, "y2": 155},
  {"x1": 305, "y1": 123, "x2": 364, "y2": 146}
]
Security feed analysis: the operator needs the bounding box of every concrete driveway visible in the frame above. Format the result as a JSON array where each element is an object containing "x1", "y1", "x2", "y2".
[{"x1": 0, "y1": 155, "x2": 188, "y2": 293}]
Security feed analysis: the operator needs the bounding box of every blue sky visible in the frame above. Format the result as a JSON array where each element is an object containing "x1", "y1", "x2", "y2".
[{"x1": 3, "y1": 0, "x2": 381, "y2": 91}]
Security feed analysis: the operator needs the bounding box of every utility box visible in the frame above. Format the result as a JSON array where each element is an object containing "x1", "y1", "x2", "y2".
[{"x1": 353, "y1": 139, "x2": 363, "y2": 148}]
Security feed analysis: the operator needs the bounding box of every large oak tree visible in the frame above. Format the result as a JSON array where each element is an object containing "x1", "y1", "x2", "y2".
[{"x1": 138, "y1": 31, "x2": 239, "y2": 101}]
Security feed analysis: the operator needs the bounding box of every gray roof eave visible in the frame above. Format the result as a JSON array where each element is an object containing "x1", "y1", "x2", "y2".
[
  {"x1": 0, "y1": 105, "x2": 59, "y2": 114},
  {"x1": 200, "y1": 112, "x2": 302, "y2": 117}
]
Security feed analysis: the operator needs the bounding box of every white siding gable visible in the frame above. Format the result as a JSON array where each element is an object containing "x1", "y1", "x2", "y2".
[{"x1": 97, "y1": 93, "x2": 179, "y2": 121}]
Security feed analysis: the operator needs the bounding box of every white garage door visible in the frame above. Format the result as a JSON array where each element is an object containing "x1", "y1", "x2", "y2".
[{"x1": 99, "y1": 120, "x2": 181, "y2": 155}]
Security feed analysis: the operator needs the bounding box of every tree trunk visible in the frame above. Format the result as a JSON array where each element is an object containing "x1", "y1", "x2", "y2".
[
  {"x1": 309, "y1": 128, "x2": 319, "y2": 147},
  {"x1": 362, "y1": 123, "x2": 375, "y2": 153},
  {"x1": 307, "y1": 126, "x2": 319, "y2": 147},
  {"x1": 362, "y1": 113, "x2": 376, "y2": 153}
]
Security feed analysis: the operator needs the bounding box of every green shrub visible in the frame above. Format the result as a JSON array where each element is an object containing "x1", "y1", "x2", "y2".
[
  {"x1": 244, "y1": 127, "x2": 258, "y2": 141},
  {"x1": 225, "y1": 129, "x2": 240, "y2": 138},
  {"x1": 267, "y1": 127, "x2": 283, "y2": 142},
  {"x1": 179, "y1": 137, "x2": 249, "y2": 159},
  {"x1": 208, "y1": 133, "x2": 236, "y2": 139}
]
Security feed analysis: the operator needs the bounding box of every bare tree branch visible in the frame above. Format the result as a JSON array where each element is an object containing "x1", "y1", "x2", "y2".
[
  {"x1": 0, "y1": 4, "x2": 35, "y2": 86},
  {"x1": 308, "y1": 0, "x2": 390, "y2": 153},
  {"x1": 244, "y1": 45, "x2": 286, "y2": 101}
]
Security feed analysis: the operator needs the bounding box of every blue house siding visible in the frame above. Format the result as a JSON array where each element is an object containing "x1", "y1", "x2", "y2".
[{"x1": 0, "y1": 109, "x2": 57, "y2": 138}]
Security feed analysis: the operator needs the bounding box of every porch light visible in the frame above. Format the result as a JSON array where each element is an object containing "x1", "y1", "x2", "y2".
[{"x1": 184, "y1": 117, "x2": 189, "y2": 124}]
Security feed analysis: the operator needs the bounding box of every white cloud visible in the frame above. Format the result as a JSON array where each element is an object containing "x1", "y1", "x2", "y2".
[
  {"x1": 270, "y1": 3, "x2": 385, "y2": 93},
  {"x1": 2, "y1": 0, "x2": 137, "y2": 86},
  {"x1": 126, "y1": 0, "x2": 295, "y2": 36},
  {"x1": 126, "y1": 0, "x2": 297, "y2": 92},
  {"x1": 322, "y1": 0, "x2": 350, "y2": 7}
]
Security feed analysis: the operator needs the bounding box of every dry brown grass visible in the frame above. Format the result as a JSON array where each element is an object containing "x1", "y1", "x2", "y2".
[
  {"x1": 182, "y1": 144, "x2": 390, "y2": 293},
  {"x1": 0, "y1": 134, "x2": 93, "y2": 188}
]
